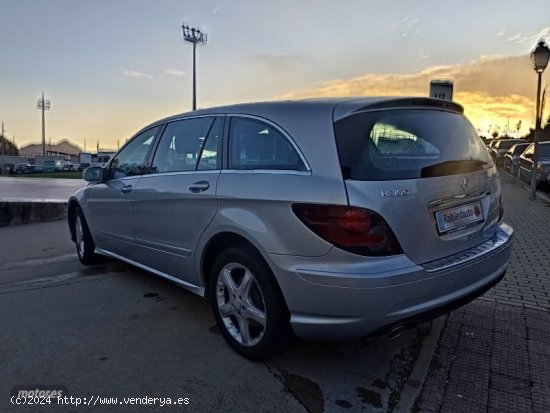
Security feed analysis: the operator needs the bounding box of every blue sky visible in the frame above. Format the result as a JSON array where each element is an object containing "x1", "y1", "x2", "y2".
[{"x1": 0, "y1": 0, "x2": 549, "y2": 149}]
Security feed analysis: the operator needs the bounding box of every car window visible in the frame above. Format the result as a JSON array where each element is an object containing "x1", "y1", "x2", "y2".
[
  {"x1": 539, "y1": 143, "x2": 550, "y2": 157},
  {"x1": 152, "y1": 117, "x2": 214, "y2": 173},
  {"x1": 497, "y1": 140, "x2": 517, "y2": 150},
  {"x1": 110, "y1": 126, "x2": 159, "y2": 179},
  {"x1": 512, "y1": 144, "x2": 528, "y2": 155},
  {"x1": 229, "y1": 117, "x2": 306, "y2": 170},
  {"x1": 197, "y1": 117, "x2": 223, "y2": 170},
  {"x1": 334, "y1": 109, "x2": 494, "y2": 180}
]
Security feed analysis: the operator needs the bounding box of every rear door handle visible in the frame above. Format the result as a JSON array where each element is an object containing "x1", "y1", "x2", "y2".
[
  {"x1": 120, "y1": 185, "x2": 133, "y2": 194},
  {"x1": 189, "y1": 181, "x2": 210, "y2": 193}
]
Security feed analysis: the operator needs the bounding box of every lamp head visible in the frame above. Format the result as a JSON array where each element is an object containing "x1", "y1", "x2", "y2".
[{"x1": 531, "y1": 38, "x2": 550, "y2": 73}]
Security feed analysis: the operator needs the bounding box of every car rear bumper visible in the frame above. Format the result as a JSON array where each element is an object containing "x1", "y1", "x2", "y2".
[{"x1": 266, "y1": 222, "x2": 513, "y2": 340}]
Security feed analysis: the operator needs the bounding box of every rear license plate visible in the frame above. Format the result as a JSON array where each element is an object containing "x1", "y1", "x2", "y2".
[{"x1": 435, "y1": 201, "x2": 484, "y2": 234}]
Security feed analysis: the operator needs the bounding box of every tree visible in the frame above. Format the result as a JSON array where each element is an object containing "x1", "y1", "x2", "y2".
[{"x1": 0, "y1": 135, "x2": 19, "y2": 156}]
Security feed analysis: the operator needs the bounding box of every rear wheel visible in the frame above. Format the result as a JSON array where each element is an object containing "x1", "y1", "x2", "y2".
[
  {"x1": 73, "y1": 207, "x2": 99, "y2": 265},
  {"x1": 209, "y1": 245, "x2": 295, "y2": 360}
]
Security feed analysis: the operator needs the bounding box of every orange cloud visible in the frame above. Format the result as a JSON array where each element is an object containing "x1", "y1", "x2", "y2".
[{"x1": 278, "y1": 54, "x2": 546, "y2": 136}]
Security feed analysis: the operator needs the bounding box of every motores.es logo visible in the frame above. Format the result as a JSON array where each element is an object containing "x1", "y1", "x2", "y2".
[{"x1": 11, "y1": 385, "x2": 68, "y2": 399}]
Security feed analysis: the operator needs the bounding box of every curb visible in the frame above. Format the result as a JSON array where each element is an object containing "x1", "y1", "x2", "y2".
[
  {"x1": 0, "y1": 201, "x2": 67, "y2": 227},
  {"x1": 394, "y1": 316, "x2": 446, "y2": 413}
]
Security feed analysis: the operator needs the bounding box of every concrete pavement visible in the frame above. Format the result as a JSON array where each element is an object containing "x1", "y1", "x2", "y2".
[
  {"x1": 415, "y1": 175, "x2": 550, "y2": 413},
  {"x1": 1, "y1": 220, "x2": 434, "y2": 413}
]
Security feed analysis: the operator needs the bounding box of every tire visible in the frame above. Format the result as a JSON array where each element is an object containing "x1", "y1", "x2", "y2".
[
  {"x1": 208, "y1": 244, "x2": 295, "y2": 360},
  {"x1": 73, "y1": 207, "x2": 99, "y2": 265}
]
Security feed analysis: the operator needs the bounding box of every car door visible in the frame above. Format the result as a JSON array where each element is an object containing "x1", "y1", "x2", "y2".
[
  {"x1": 131, "y1": 116, "x2": 223, "y2": 285},
  {"x1": 86, "y1": 126, "x2": 160, "y2": 259}
]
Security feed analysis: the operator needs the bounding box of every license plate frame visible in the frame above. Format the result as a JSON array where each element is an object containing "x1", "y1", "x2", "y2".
[{"x1": 435, "y1": 201, "x2": 484, "y2": 234}]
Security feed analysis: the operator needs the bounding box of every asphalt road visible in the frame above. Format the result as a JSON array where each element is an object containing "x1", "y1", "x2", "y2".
[
  {"x1": 0, "y1": 177, "x2": 86, "y2": 202},
  {"x1": 0, "y1": 220, "x2": 431, "y2": 413}
]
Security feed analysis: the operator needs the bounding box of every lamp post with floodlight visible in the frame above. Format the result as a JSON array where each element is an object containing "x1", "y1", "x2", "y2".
[
  {"x1": 529, "y1": 39, "x2": 550, "y2": 200},
  {"x1": 37, "y1": 92, "x2": 51, "y2": 156},
  {"x1": 182, "y1": 24, "x2": 207, "y2": 111}
]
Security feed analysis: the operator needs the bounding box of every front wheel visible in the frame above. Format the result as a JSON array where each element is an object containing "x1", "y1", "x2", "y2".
[
  {"x1": 73, "y1": 207, "x2": 99, "y2": 265},
  {"x1": 209, "y1": 245, "x2": 295, "y2": 360}
]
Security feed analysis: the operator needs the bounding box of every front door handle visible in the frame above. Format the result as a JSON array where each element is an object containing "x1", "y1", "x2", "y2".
[
  {"x1": 120, "y1": 185, "x2": 133, "y2": 194},
  {"x1": 189, "y1": 181, "x2": 210, "y2": 193}
]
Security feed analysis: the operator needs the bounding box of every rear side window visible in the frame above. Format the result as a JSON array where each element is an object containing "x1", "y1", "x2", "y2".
[
  {"x1": 334, "y1": 109, "x2": 494, "y2": 180},
  {"x1": 229, "y1": 117, "x2": 306, "y2": 170}
]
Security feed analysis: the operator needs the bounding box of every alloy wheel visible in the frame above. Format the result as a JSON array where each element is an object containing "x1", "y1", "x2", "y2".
[
  {"x1": 215, "y1": 262, "x2": 267, "y2": 347},
  {"x1": 75, "y1": 214, "x2": 85, "y2": 258}
]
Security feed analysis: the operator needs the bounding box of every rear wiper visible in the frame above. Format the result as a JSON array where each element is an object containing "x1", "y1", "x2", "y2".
[{"x1": 421, "y1": 160, "x2": 490, "y2": 178}]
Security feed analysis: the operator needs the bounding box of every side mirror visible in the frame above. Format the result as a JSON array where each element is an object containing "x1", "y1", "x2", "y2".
[
  {"x1": 83, "y1": 166, "x2": 103, "y2": 183},
  {"x1": 524, "y1": 153, "x2": 533, "y2": 159}
]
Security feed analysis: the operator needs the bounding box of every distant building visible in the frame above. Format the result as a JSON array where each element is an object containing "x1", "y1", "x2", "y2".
[{"x1": 19, "y1": 139, "x2": 82, "y2": 158}]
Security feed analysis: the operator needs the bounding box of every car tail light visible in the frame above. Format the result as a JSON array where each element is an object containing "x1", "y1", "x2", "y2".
[{"x1": 292, "y1": 204, "x2": 403, "y2": 256}]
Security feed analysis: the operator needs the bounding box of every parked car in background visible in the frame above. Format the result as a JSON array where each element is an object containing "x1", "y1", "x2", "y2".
[
  {"x1": 487, "y1": 140, "x2": 499, "y2": 150},
  {"x1": 78, "y1": 162, "x2": 91, "y2": 172},
  {"x1": 68, "y1": 97, "x2": 513, "y2": 359},
  {"x1": 3, "y1": 163, "x2": 15, "y2": 174},
  {"x1": 518, "y1": 142, "x2": 550, "y2": 189},
  {"x1": 503, "y1": 143, "x2": 530, "y2": 176},
  {"x1": 43, "y1": 160, "x2": 57, "y2": 173},
  {"x1": 14, "y1": 163, "x2": 33, "y2": 174},
  {"x1": 13, "y1": 163, "x2": 43, "y2": 174},
  {"x1": 62, "y1": 163, "x2": 78, "y2": 172},
  {"x1": 491, "y1": 139, "x2": 527, "y2": 166}
]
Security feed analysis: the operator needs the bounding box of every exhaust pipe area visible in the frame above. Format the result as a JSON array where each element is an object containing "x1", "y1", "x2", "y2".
[
  {"x1": 386, "y1": 321, "x2": 419, "y2": 340},
  {"x1": 386, "y1": 325, "x2": 406, "y2": 340}
]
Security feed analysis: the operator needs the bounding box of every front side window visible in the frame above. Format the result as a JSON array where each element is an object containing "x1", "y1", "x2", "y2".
[
  {"x1": 152, "y1": 117, "x2": 214, "y2": 173},
  {"x1": 110, "y1": 126, "x2": 159, "y2": 179},
  {"x1": 229, "y1": 117, "x2": 306, "y2": 170}
]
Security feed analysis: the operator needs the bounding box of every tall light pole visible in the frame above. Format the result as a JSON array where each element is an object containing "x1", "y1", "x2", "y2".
[
  {"x1": 529, "y1": 39, "x2": 550, "y2": 200},
  {"x1": 1, "y1": 122, "x2": 5, "y2": 175},
  {"x1": 182, "y1": 24, "x2": 207, "y2": 111},
  {"x1": 37, "y1": 91, "x2": 51, "y2": 156}
]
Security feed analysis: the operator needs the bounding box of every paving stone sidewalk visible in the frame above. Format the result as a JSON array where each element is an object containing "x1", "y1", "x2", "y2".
[{"x1": 415, "y1": 176, "x2": 550, "y2": 413}]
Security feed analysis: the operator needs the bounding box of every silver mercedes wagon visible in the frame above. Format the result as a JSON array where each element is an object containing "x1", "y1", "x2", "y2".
[{"x1": 68, "y1": 97, "x2": 513, "y2": 359}]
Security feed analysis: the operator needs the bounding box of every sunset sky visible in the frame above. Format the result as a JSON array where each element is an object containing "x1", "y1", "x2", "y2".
[{"x1": 0, "y1": 0, "x2": 549, "y2": 150}]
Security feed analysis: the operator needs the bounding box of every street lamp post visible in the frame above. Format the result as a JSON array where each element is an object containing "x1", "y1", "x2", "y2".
[
  {"x1": 529, "y1": 39, "x2": 550, "y2": 200},
  {"x1": 37, "y1": 92, "x2": 51, "y2": 156},
  {"x1": 182, "y1": 24, "x2": 207, "y2": 111}
]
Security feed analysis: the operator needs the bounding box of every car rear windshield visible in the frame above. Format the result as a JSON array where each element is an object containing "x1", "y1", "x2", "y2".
[
  {"x1": 496, "y1": 140, "x2": 522, "y2": 150},
  {"x1": 511, "y1": 144, "x2": 528, "y2": 155},
  {"x1": 334, "y1": 109, "x2": 494, "y2": 180}
]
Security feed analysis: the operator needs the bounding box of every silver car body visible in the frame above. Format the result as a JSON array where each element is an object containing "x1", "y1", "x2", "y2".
[{"x1": 69, "y1": 97, "x2": 513, "y2": 340}]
